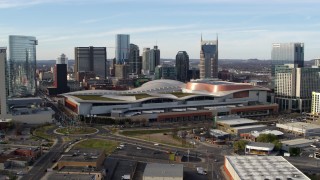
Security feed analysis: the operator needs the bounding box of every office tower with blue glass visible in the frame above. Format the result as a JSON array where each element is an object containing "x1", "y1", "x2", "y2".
[
  {"x1": 8, "y1": 35, "x2": 38, "y2": 97},
  {"x1": 199, "y1": 36, "x2": 218, "y2": 79},
  {"x1": 116, "y1": 34, "x2": 130, "y2": 64}
]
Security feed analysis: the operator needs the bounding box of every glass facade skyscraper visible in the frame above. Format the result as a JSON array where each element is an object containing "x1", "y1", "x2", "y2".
[
  {"x1": 176, "y1": 51, "x2": 189, "y2": 82},
  {"x1": 116, "y1": 34, "x2": 130, "y2": 64},
  {"x1": 129, "y1": 44, "x2": 140, "y2": 74},
  {"x1": 8, "y1": 35, "x2": 38, "y2": 97},
  {"x1": 199, "y1": 36, "x2": 218, "y2": 79},
  {"x1": 271, "y1": 43, "x2": 304, "y2": 66}
]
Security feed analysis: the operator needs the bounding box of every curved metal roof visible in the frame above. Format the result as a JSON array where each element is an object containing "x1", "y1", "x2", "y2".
[{"x1": 65, "y1": 79, "x2": 186, "y2": 96}]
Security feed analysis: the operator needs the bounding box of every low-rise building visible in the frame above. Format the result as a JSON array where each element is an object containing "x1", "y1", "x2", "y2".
[
  {"x1": 143, "y1": 163, "x2": 183, "y2": 180},
  {"x1": 281, "y1": 138, "x2": 315, "y2": 152},
  {"x1": 245, "y1": 142, "x2": 275, "y2": 155},
  {"x1": 241, "y1": 129, "x2": 284, "y2": 141},
  {"x1": 217, "y1": 116, "x2": 267, "y2": 135},
  {"x1": 224, "y1": 156, "x2": 310, "y2": 180},
  {"x1": 47, "y1": 172, "x2": 102, "y2": 180},
  {"x1": 14, "y1": 147, "x2": 41, "y2": 159},
  {"x1": 57, "y1": 149, "x2": 105, "y2": 170},
  {"x1": 276, "y1": 122, "x2": 320, "y2": 137}
]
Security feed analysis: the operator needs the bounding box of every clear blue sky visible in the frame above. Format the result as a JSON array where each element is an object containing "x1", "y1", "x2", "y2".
[{"x1": 0, "y1": 0, "x2": 319, "y2": 60}]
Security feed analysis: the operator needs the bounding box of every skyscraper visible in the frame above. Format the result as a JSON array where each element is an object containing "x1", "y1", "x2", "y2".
[
  {"x1": 176, "y1": 51, "x2": 189, "y2": 82},
  {"x1": 149, "y1": 45, "x2": 160, "y2": 73},
  {"x1": 142, "y1": 48, "x2": 150, "y2": 74},
  {"x1": 48, "y1": 63, "x2": 70, "y2": 95},
  {"x1": 8, "y1": 35, "x2": 38, "y2": 97},
  {"x1": 116, "y1": 34, "x2": 130, "y2": 64},
  {"x1": 0, "y1": 47, "x2": 8, "y2": 117},
  {"x1": 275, "y1": 64, "x2": 320, "y2": 112},
  {"x1": 311, "y1": 91, "x2": 320, "y2": 115},
  {"x1": 74, "y1": 46, "x2": 107, "y2": 80},
  {"x1": 271, "y1": 43, "x2": 304, "y2": 89},
  {"x1": 155, "y1": 65, "x2": 176, "y2": 80},
  {"x1": 57, "y1": 53, "x2": 68, "y2": 71},
  {"x1": 199, "y1": 36, "x2": 218, "y2": 79},
  {"x1": 271, "y1": 43, "x2": 304, "y2": 67},
  {"x1": 129, "y1": 44, "x2": 141, "y2": 74}
]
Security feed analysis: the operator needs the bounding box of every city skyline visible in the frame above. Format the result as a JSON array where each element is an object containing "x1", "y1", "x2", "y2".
[{"x1": 0, "y1": 0, "x2": 319, "y2": 60}]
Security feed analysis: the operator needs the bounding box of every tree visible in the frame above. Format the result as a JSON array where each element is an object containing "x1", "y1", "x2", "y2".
[
  {"x1": 256, "y1": 134, "x2": 278, "y2": 143},
  {"x1": 257, "y1": 134, "x2": 282, "y2": 151},
  {"x1": 273, "y1": 140, "x2": 282, "y2": 151},
  {"x1": 233, "y1": 140, "x2": 248, "y2": 153}
]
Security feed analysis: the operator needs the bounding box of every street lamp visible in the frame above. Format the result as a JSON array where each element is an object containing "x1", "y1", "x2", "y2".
[{"x1": 87, "y1": 114, "x2": 97, "y2": 126}]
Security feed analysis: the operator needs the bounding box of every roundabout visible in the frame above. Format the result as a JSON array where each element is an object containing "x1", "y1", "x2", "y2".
[{"x1": 54, "y1": 126, "x2": 99, "y2": 136}]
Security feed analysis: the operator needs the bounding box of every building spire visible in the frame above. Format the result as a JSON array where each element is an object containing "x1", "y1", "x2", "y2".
[{"x1": 201, "y1": 33, "x2": 203, "y2": 42}]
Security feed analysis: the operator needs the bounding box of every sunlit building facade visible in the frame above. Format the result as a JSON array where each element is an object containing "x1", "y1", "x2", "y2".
[
  {"x1": 199, "y1": 36, "x2": 218, "y2": 79},
  {"x1": 8, "y1": 35, "x2": 38, "y2": 97}
]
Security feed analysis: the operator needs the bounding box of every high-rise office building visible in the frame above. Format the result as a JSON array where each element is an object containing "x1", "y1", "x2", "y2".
[
  {"x1": 48, "y1": 63, "x2": 70, "y2": 95},
  {"x1": 57, "y1": 53, "x2": 68, "y2": 64},
  {"x1": 311, "y1": 92, "x2": 320, "y2": 114},
  {"x1": 8, "y1": 35, "x2": 38, "y2": 97},
  {"x1": 314, "y1": 58, "x2": 320, "y2": 67},
  {"x1": 155, "y1": 65, "x2": 176, "y2": 80},
  {"x1": 129, "y1": 44, "x2": 141, "y2": 74},
  {"x1": 115, "y1": 64, "x2": 130, "y2": 79},
  {"x1": 116, "y1": 34, "x2": 130, "y2": 64},
  {"x1": 176, "y1": 51, "x2": 189, "y2": 82},
  {"x1": 74, "y1": 46, "x2": 107, "y2": 80},
  {"x1": 271, "y1": 43, "x2": 304, "y2": 67},
  {"x1": 275, "y1": 64, "x2": 320, "y2": 112},
  {"x1": 149, "y1": 46, "x2": 160, "y2": 73},
  {"x1": 0, "y1": 47, "x2": 8, "y2": 117},
  {"x1": 271, "y1": 43, "x2": 304, "y2": 78},
  {"x1": 57, "y1": 53, "x2": 68, "y2": 71},
  {"x1": 199, "y1": 36, "x2": 218, "y2": 79},
  {"x1": 142, "y1": 48, "x2": 150, "y2": 74}
]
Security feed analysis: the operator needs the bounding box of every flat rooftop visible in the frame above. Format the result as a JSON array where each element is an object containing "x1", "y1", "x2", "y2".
[
  {"x1": 233, "y1": 124, "x2": 267, "y2": 130},
  {"x1": 225, "y1": 156, "x2": 310, "y2": 180},
  {"x1": 143, "y1": 163, "x2": 183, "y2": 178},
  {"x1": 47, "y1": 173, "x2": 99, "y2": 180},
  {"x1": 246, "y1": 142, "x2": 275, "y2": 151},
  {"x1": 251, "y1": 130, "x2": 284, "y2": 137},
  {"x1": 210, "y1": 129, "x2": 230, "y2": 136},
  {"x1": 277, "y1": 122, "x2": 320, "y2": 130},
  {"x1": 218, "y1": 118, "x2": 258, "y2": 126},
  {"x1": 281, "y1": 138, "x2": 315, "y2": 146},
  {"x1": 60, "y1": 149, "x2": 103, "y2": 162}
]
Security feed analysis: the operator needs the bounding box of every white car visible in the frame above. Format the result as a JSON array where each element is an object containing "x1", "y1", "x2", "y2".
[
  {"x1": 137, "y1": 147, "x2": 142, "y2": 150},
  {"x1": 154, "y1": 143, "x2": 159, "y2": 146},
  {"x1": 309, "y1": 154, "x2": 314, "y2": 158}
]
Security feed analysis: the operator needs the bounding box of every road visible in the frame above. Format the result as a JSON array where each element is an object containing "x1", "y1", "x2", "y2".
[
  {"x1": 20, "y1": 136, "x2": 64, "y2": 180},
  {"x1": 97, "y1": 130, "x2": 229, "y2": 180}
]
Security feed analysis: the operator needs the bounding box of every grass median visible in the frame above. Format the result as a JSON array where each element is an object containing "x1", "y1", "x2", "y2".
[
  {"x1": 120, "y1": 128, "x2": 193, "y2": 148},
  {"x1": 32, "y1": 124, "x2": 55, "y2": 142},
  {"x1": 56, "y1": 127, "x2": 97, "y2": 135},
  {"x1": 74, "y1": 139, "x2": 119, "y2": 154}
]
